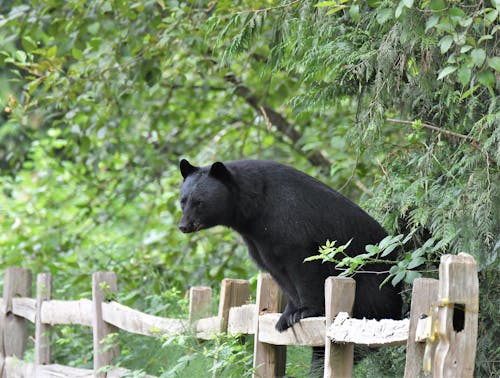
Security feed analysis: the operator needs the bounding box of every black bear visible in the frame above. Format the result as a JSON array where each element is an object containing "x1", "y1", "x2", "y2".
[{"x1": 178, "y1": 159, "x2": 402, "y2": 372}]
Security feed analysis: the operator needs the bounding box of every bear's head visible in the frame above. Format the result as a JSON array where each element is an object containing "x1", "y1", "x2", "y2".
[{"x1": 178, "y1": 159, "x2": 234, "y2": 233}]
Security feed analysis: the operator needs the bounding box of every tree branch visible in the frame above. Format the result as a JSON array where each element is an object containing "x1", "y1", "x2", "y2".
[{"x1": 224, "y1": 74, "x2": 332, "y2": 172}]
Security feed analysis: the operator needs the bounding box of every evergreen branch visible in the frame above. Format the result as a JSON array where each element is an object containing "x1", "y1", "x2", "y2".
[
  {"x1": 224, "y1": 74, "x2": 332, "y2": 172},
  {"x1": 386, "y1": 118, "x2": 497, "y2": 165},
  {"x1": 235, "y1": 0, "x2": 303, "y2": 14},
  {"x1": 386, "y1": 118, "x2": 475, "y2": 141}
]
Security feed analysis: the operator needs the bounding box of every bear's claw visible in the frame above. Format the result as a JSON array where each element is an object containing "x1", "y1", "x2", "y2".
[{"x1": 275, "y1": 306, "x2": 322, "y2": 332}]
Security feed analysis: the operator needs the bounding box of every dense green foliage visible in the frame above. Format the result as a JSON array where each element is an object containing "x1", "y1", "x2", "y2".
[{"x1": 1, "y1": 0, "x2": 498, "y2": 376}]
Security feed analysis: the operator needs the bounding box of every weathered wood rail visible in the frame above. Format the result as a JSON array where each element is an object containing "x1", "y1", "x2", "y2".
[{"x1": 0, "y1": 253, "x2": 478, "y2": 377}]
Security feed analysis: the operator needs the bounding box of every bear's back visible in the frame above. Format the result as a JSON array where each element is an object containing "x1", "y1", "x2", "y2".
[{"x1": 224, "y1": 160, "x2": 387, "y2": 249}]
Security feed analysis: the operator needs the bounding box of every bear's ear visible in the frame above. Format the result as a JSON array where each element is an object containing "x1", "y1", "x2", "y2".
[
  {"x1": 209, "y1": 161, "x2": 231, "y2": 182},
  {"x1": 180, "y1": 159, "x2": 199, "y2": 179}
]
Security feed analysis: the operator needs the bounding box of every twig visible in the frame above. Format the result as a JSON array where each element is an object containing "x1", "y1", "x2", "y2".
[
  {"x1": 224, "y1": 74, "x2": 332, "y2": 172},
  {"x1": 386, "y1": 118, "x2": 496, "y2": 165},
  {"x1": 386, "y1": 118, "x2": 475, "y2": 141},
  {"x1": 259, "y1": 105, "x2": 272, "y2": 130},
  {"x1": 376, "y1": 158, "x2": 391, "y2": 183}
]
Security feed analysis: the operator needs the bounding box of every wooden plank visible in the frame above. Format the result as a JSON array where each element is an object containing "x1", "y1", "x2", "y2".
[
  {"x1": 227, "y1": 304, "x2": 256, "y2": 334},
  {"x1": 252, "y1": 273, "x2": 286, "y2": 378},
  {"x1": 5, "y1": 356, "x2": 158, "y2": 378},
  {"x1": 6, "y1": 356, "x2": 92, "y2": 377},
  {"x1": 0, "y1": 267, "x2": 32, "y2": 378},
  {"x1": 41, "y1": 299, "x2": 93, "y2": 326},
  {"x1": 193, "y1": 316, "x2": 222, "y2": 339},
  {"x1": 404, "y1": 278, "x2": 438, "y2": 378},
  {"x1": 101, "y1": 301, "x2": 188, "y2": 336},
  {"x1": 11, "y1": 298, "x2": 36, "y2": 323},
  {"x1": 92, "y1": 272, "x2": 119, "y2": 377},
  {"x1": 258, "y1": 313, "x2": 325, "y2": 346},
  {"x1": 217, "y1": 278, "x2": 250, "y2": 332},
  {"x1": 189, "y1": 286, "x2": 212, "y2": 323},
  {"x1": 324, "y1": 276, "x2": 356, "y2": 378},
  {"x1": 35, "y1": 273, "x2": 52, "y2": 365},
  {"x1": 327, "y1": 312, "x2": 408, "y2": 346},
  {"x1": 433, "y1": 253, "x2": 479, "y2": 378}
]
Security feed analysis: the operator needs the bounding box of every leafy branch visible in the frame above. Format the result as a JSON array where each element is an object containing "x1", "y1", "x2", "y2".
[{"x1": 305, "y1": 234, "x2": 441, "y2": 287}]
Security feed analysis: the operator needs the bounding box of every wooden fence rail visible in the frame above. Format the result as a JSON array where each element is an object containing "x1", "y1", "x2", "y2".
[{"x1": 0, "y1": 253, "x2": 478, "y2": 377}]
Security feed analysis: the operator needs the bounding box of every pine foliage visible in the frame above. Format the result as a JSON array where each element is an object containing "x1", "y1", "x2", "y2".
[{"x1": 209, "y1": 1, "x2": 499, "y2": 375}]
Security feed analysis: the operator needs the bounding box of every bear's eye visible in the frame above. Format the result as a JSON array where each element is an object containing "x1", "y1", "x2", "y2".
[{"x1": 180, "y1": 198, "x2": 187, "y2": 209}]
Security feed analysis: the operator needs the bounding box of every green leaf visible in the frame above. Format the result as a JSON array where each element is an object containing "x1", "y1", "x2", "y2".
[
  {"x1": 404, "y1": 270, "x2": 422, "y2": 284},
  {"x1": 381, "y1": 243, "x2": 399, "y2": 257},
  {"x1": 461, "y1": 84, "x2": 480, "y2": 100},
  {"x1": 478, "y1": 35, "x2": 493, "y2": 44},
  {"x1": 22, "y1": 36, "x2": 37, "y2": 52},
  {"x1": 71, "y1": 46, "x2": 83, "y2": 60},
  {"x1": 484, "y1": 9, "x2": 499, "y2": 26},
  {"x1": 365, "y1": 244, "x2": 380, "y2": 255},
  {"x1": 430, "y1": 0, "x2": 446, "y2": 11},
  {"x1": 88, "y1": 22, "x2": 100, "y2": 35},
  {"x1": 326, "y1": 5, "x2": 347, "y2": 15},
  {"x1": 47, "y1": 45, "x2": 58, "y2": 59},
  {"x1": 392, "y1": 270, "x2": 406, "y2": 286},
  {"x1": 471, "y1": 48, "x2": 486, "y2": 66},
  {"x1": 449, "y1": 7, "x2": 465, "y2": 19},
  {"x1": 487, "y1": 57, "x2": 500, "y2": 72},
  {"x1": 439, "y1": 35, "x2": 453, "y2": 54},
  {"x1": 425, "y1": 15, "x2": 439, "y2": 31},
  {"x1": 477, "y1": 70, "x2": 495, "y2": 88},
  {"x1": 395, "y1": 1, "x2": 405, "y2": 18},
  {"x1": 457, "y1": 66, "x2": 471, "y2": 86},
  {"x1": 304, "y1": 255, "x2": 322, "y2": 262},
  {"x1": 460, "y1": 45, "x2": 472, "y2": 53},
  {"x1": 407, "y1": 256, "x2": 425, "y2": 269},
  {"x1": 458, "y1": 17, "x2": 473, "y2": 27},
  {"x1": 315, "y1": 1, "x2": 338, "y2": 7},
  {"x1": 15, "y1": 50, "x2": 27, "y2": 63},
  {"x1": 376, "y1": 8, "x2": 393, "y2": 24},
  {"x1": 27, "y1": 78, "x2": 42, "y2": 94},
  {"x1": 437, "y1": 66, "x2": 457, "y2": 80},
  {"x1": 349, "y1": 4, "x2": 360, "y2": 23},
  {"x1": 378, "y1": 235, "x2": 398, "y2": 250}
]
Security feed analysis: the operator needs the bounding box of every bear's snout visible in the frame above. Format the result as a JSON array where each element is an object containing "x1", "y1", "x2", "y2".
[
  {"x1": 178, "y1": 220, "x2": 203, "y2": 233},
  {"x1": 178, "y1": 222, "x2": 192, "y2": 233}
]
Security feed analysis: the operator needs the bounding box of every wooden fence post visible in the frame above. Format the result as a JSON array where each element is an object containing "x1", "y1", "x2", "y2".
[
  {"x1": 218, "y1": 278, "x2": 251, "y2": 332},
  {"x1": 0, "y1": 267, "x2": 32, "y2": 378},
  {"x1": 323, "y1": 277, "x2": 356, "y2": 378},
  {"x1": 35, "y1": 273, "x2": 52, "y2": 365},
  {"x1": 92, "y1": 272, "x2": 119, "y2": 377},
  {"x1": 189, "y1": 286, "x2": 212, "y2": 323},
  {"x1": 252, "y1": 273, "x2": 286, "y2": 378},
  {"x1": 403, "y1": 278, "x2": 439, "y2": 378},
  {"x1": 433, "y1": 253, "x2": 479, "y2": 378},
  {"x1": 209, "y1": 279, "x2": 250, "y2": 378}
]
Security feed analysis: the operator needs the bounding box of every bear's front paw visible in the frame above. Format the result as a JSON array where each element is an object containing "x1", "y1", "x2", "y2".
[
  {"x1": 275, "y1": 306, "x2": 322, "y2": 332},
  {"x1": 275, "y1": 313, "x2": 291, "y2": 332},
  {"x1": 275, "y1": 304, "x2": 297, "y2": 332}
]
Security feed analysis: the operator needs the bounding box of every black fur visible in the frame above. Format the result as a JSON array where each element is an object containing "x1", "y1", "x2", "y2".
[{"x1": 179, "y1": 159, "x2": 402, "y2": 373}]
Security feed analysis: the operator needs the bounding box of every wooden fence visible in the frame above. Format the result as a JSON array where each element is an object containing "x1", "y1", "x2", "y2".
[{"x1": 0, "y1": 253, "x2": 478, "y2": 377}]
